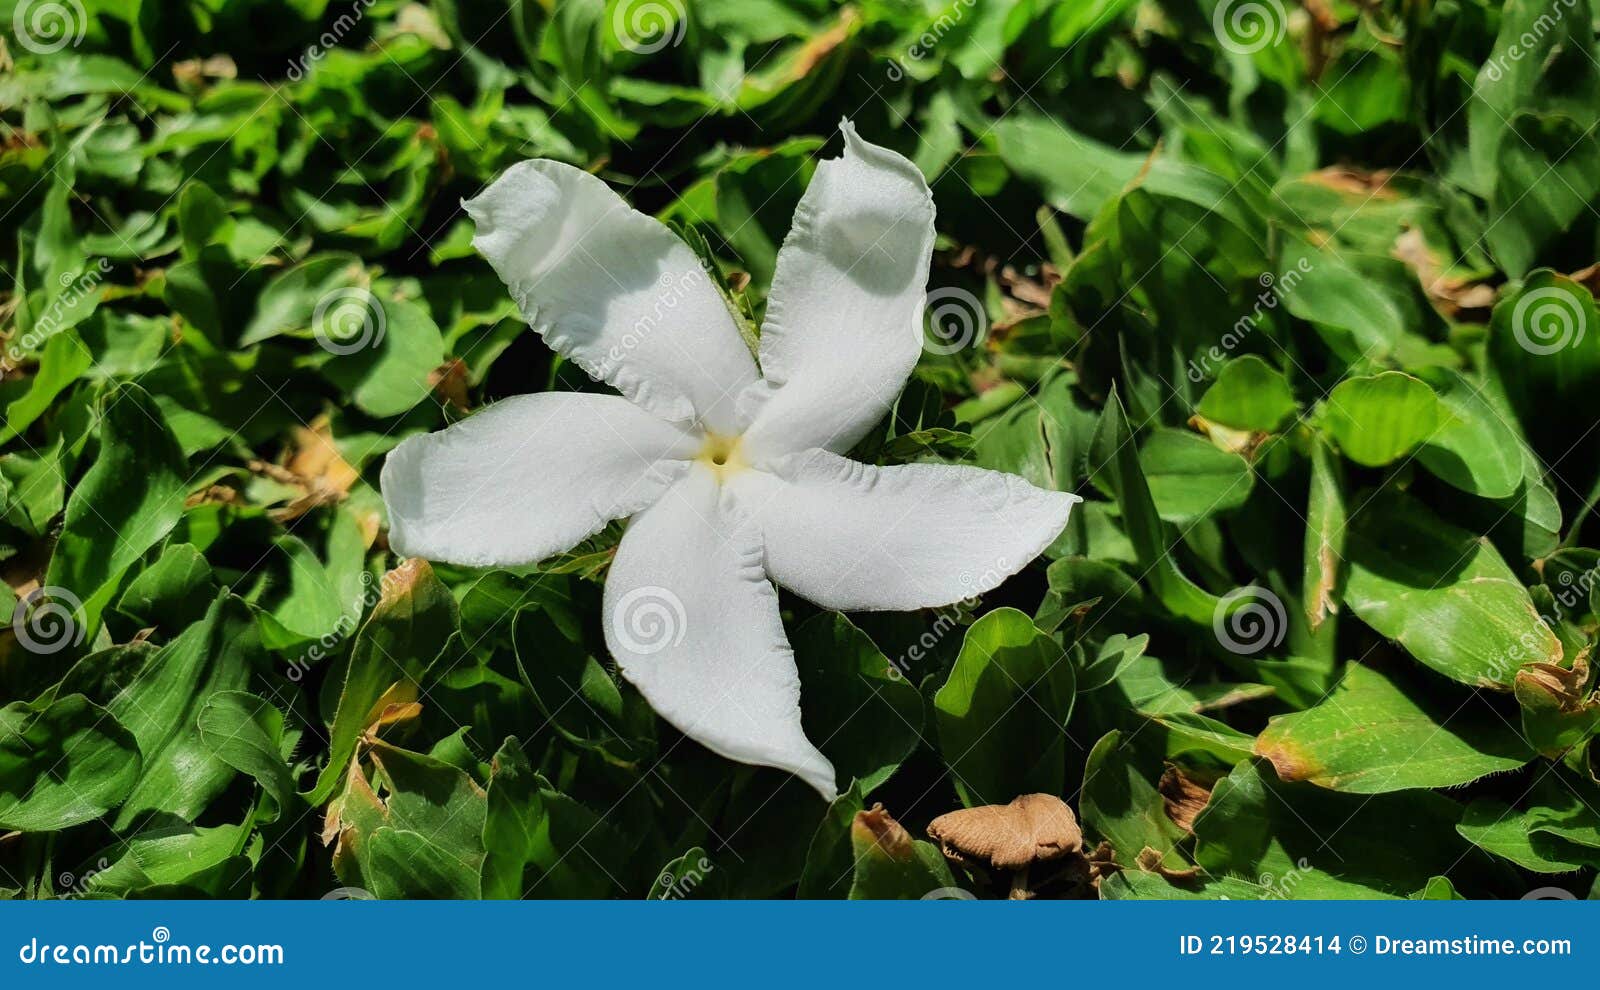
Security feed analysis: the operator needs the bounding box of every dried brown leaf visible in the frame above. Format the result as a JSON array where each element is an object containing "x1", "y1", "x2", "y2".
[
  {"x1": 1158, "y1": 765, "x2": 1213, "y2": 834},
  {"x1": 926, "y1": 793, "x2": 1082, "y2": 870}
]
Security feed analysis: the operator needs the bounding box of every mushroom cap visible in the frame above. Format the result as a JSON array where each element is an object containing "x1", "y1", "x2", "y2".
[{"x1": 926, "y1": 793, "x2": 1082, "y2": 870}]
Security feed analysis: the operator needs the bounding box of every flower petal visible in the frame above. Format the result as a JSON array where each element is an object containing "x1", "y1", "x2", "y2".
[
  {"x1": 740, "y1": 122, "x2": 937, "y2": 459},
  {"x1": 465, "y1": 161, "x2": 757, "y2": 432},
  {"x1": 604, "y1": 467, "x2": 837, "y2": 799},
  {"x1": 381, "y1": 393, "x2": 696, "y2": 568},
  {"x1": 729, "y1": 448, "x2": 1080, "y2": 612}
]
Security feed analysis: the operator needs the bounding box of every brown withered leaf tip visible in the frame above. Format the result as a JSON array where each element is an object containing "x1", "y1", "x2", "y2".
[
  {"x1": 1515, "y1": 649, "x2": 1593, "y2": 713},
  {"x1": 1135, "y1": 847, "x2": 1200, "y2": 881},
  {"x1": 925, "y1": 793, "x2": 1082, "y2": 871},
  {"x1": 1158, "y1": 765, "x2": 1213, "y2": 834},
  {"x1": 852, "y1": 804, "x2": 915, "y2": 862}
]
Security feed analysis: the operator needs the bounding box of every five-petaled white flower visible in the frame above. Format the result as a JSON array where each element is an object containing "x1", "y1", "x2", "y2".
[{"x1": 380, "y1": 122, "x2": 1080, "y2": 800}]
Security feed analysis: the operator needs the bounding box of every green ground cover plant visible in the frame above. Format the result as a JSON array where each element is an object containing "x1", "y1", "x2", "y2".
[{"x1": 1, "y1": 0, "x2": 1599, "y2": 899}]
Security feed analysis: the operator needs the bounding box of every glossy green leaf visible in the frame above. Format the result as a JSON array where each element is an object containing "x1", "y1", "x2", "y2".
[
  {"x1": 0, "y1": 694, "x2": 139, "y2": 832},
  {"x1": 934, "y1": 608, "x2": 1074, "y2": 806},
  {"x1": 1256, "y1": 664, "x2": 1533, "y2": 792},
  {"x1": 1321, "y1": 372, "x2": 1440, "y2": 468},
  {"x1": 1343, "y1": 494, "x2": 1560, "y2": 688},
  {"x1": 1195, "y1": 355, "x2": 1296, "y2": 431}
]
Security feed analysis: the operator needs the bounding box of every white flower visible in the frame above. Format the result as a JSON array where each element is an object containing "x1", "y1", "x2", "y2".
[{"x1": 380, "y1": 122, "x2": 1080, "y2": 800}]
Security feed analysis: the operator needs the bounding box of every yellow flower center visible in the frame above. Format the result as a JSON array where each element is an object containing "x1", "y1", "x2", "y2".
[{"x1": 696, "y1": 432, "x2": 747, "y2": 481}]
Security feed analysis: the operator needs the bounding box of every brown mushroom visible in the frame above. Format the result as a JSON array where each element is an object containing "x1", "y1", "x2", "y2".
[{"x1": 926, "y1": 793, "x2": 1083, "y2": 899}]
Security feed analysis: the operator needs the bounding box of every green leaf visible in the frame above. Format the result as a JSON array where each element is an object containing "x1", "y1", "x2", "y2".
[
  {"x1": 1281, "y1": 239, "x2": 1406, "y2": 362},
  {"x1": 1193, "y1": 761, "x2": 1479, "y2": 898},
  {"x1": 1195, "y1": 355, "x2": 1296, "y2": 432},
  {"x1": 197, "y1": 690, "x2": 297, "y2": 818},
  {"x1": 1469, "y1": 0, "x2": 1600, "y2": 276},
  {"x1": 115, "y1": 542, "x2": 215, "y2": 631},
  {"x1": 1302, "y1": 437, "x2": 1345, "y2": 635},
  {"x1": 320, "y1": 296, "x2": 447, "y2": 417},
  {"x1": 361, "y1": 741, "x2": 486, "y2": 899},
  {"x1": 1139, "y1": 428, "x2": 1253, "y2": 524},
  {"x1": 933, "y1": 608, "x2": 1074, "y2": 806},
  {"x1": 308, "y1": 559, "x2": 459, "y2": 804},
  {"x1": 1343, "y1": 493, "x2": 1561, "y2": 688},
  {"x1": 238, "y1": 253, "x2": 365, "y2": 346},
  {"x1": 1321, "y1": 372, "x2": 1440, "y2": 468},
  {"x1": 648, "y1": 848, "x2": 726, "y2": 899},
  {"x1": 60, "y1": 594, "x2": 259, "y2": 829},
  {"x1": 512, "y1": 607, "x2": 651, "y2": 764},
  {"x1": 2, "y1": 329, "x2": 93, "y2": 443},
  {"x1": 847, "y1": 806, "x2": 956, "y2": 900},
  {"x1": 1487, "y1": 272, "x2": 1600, "y2": 494},
  {"x1": 0, "y1": 694, "x2": 139, "y2": 832},
  {"x1": 796, "y1": 783, "x2": 867, "y2": 899},
  {"x1": 1255, "y1": 664, "x2": 1533, "y2": 792},
  {"x1": 1414, "y1": 368, "x2": 1526, "y2": 499},
  {"x1": 793, "y1": 612, "x2": 922, "y2": 794},
  {"x1": 1080, "y1": 730, "x2": 1187, "y2": 871},
  {"x1": 1456, "y1": 771, "x2": 1600, "y2": 873},
  {"x1": 480, "y1": 737, "x2": 622, "y2": 899},
  {"x1": 82, "y1": 824, "x2": 249, "y2": 897},
  {"x1": 44, "y1": 384, "x2": 186, "y2": 634},
  {"x1": 1088, "y1": 387, "x2": 1221, "y2": 623}
]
